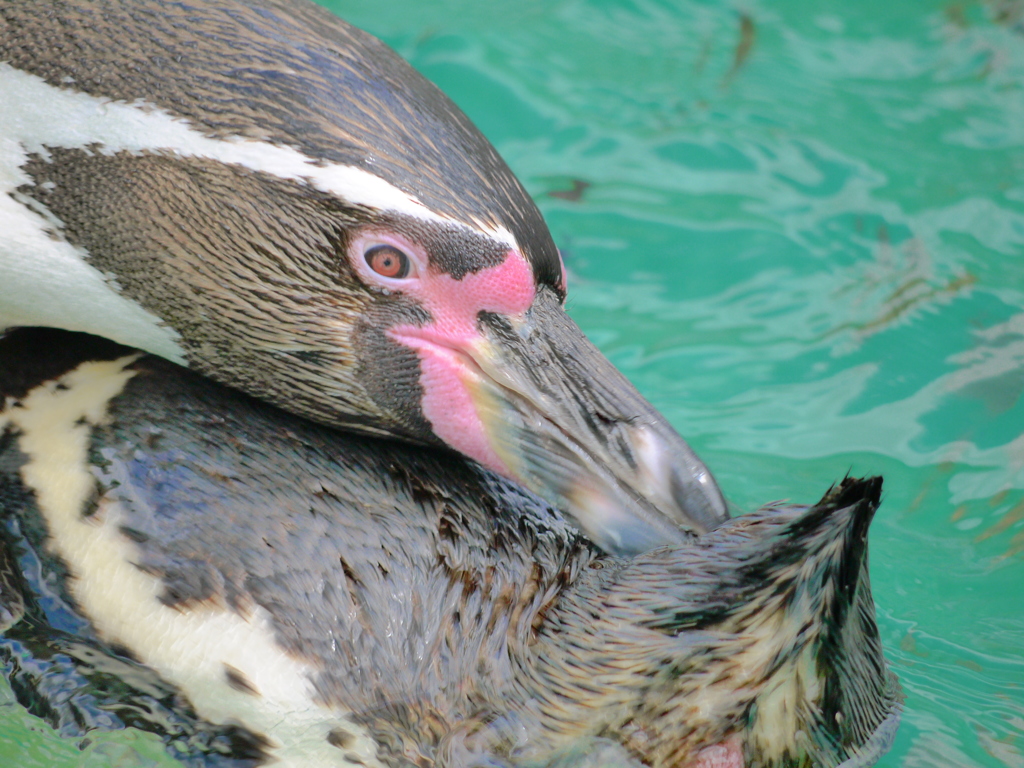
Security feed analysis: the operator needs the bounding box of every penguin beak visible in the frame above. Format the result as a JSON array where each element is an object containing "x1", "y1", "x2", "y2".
[{"x1": 418, "y1": 287, "x2": 727, "y2": 555}]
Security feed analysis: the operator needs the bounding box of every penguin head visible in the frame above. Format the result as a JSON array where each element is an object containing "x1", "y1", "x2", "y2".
[{"x1": 0, "y1": 0, "x2": 726, "y2": 554}]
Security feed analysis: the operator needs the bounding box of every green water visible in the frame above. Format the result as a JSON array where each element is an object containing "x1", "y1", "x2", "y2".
[{"x1": 2, "y1": 0, "x2": 1022, "y2": 765}]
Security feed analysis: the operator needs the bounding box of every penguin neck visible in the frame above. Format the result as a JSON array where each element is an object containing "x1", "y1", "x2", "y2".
[{"x1": 0, "y1": 221, "x2": 185, "y2": 364}]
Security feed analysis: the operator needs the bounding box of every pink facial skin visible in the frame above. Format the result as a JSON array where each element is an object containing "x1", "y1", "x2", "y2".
[
  {"x1": 350, "y1": 230, "x2": 537, "y2": 477},
  {"x1": 691, "y1": 736, "x2": 745, "y2": 768}
]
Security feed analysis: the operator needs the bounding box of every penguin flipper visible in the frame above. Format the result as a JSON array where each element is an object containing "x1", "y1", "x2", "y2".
[
  {"x1": 0, "y1": 445, "x2": 272, "y2": 768},
  {"x1": 0, "y1": 624, "x2": 271, "y2": 768},
  {"x1": 0, "y1": 533, "x2": 26, "y2": 633}
]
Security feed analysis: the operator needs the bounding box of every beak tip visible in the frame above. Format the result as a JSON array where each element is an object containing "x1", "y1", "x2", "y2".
[{"x1": 674, "y1": 465, "x2": 730, "y2": 531}]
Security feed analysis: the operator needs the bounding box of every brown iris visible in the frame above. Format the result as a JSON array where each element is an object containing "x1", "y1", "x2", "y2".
[{"x1": 365, "y1": 244, "x2": 410, "y2": 278}]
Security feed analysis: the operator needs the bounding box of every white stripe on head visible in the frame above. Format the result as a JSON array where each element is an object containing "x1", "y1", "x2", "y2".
[
  {"x1": 0, "y1": 136, "x2": 186, "y2": 360},
  {"x1": 0, "y1": 63, "x2": 496, "y2": 230},
  {"x1": 5, "y1": 357, "x2": 384, "y2": 768},
  {"x1": 473, "y1": 219, "x2": 518, "y2": 250}
]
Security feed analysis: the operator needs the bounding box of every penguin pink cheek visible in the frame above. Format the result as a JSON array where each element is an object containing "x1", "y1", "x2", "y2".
[
  {"x1": 388, "y1": 251, "x2": 536, "y2": 476},
  {"x1": 690, "y1": 737, "x2": 745, "y2": 768}
]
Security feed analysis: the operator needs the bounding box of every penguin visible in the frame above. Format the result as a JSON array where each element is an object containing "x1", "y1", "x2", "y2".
[
  {"x1": 0, "y1": 0, "x2": 727, "y2": 555},
  {"x1": 0, "y1": 328, "x2": 902, "y2": 768}
]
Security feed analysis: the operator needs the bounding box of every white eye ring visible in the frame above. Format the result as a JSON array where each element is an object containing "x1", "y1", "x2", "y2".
[{"x1": 350, "y1": 232, "x2": 425, "y2": 287}]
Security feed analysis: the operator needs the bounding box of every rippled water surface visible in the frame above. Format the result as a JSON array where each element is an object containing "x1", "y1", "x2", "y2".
[{"x1": 3, "y1": 0, "x2": 1023, "y2": 765}]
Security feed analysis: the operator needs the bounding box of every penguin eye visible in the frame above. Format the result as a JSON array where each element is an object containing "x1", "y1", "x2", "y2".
[{"x1": 365, "y1": 244, "x2": 410, "y2": 279}]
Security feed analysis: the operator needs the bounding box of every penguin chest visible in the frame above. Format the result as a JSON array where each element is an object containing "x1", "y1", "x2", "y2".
[{"x1": 0, "y1": 354, "x2": 384, "y2": 768}]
